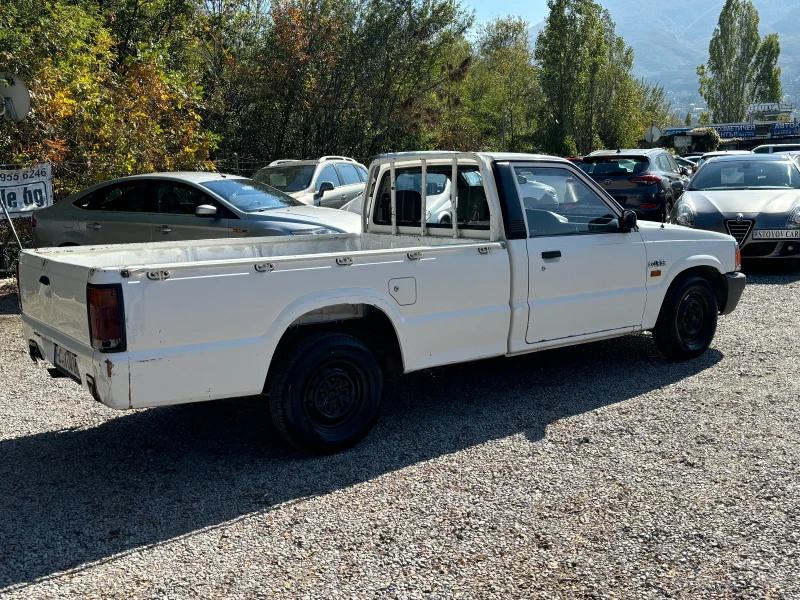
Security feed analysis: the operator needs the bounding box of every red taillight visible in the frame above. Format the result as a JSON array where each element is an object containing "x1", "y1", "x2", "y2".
[
  {"x1": 87, "y1": 284, "x2": 126, "y2": 352},
  {"x1": 31, "y1": 214, "x2": 37, "y2": 228},
  {"x1": 735, "y1": 244, "x2": 742, "y2": 271},
  {"x1": 640, "y1": 203, "x2": 659, "y2": 209},
  {"x1": 628, "y1": 175, "x2": 662, "y2": 185}
]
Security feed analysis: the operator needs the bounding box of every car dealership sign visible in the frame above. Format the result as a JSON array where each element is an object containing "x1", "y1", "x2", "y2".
[
  {"x1": 663, "y1": 124, "x2": 756, "y2": 139},
  {"x1": 748, "y1": 102, "x2": 795, "y2": 114},
  {"x1": 0, "y1": 163, "x2": 52, "y2": 219}
]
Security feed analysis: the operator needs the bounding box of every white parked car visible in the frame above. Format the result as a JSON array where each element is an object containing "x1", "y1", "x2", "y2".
[
  {"x1": 18, "y1": 152, "x2": 746, "y2": 453},
  {"x1": 252, "y1": 156, "x2": 368, "y2": 209}
]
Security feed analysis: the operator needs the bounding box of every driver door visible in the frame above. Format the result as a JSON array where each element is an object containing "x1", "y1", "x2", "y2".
[
  {"x1": 150, "y1": 181, "x2": 230, "y2": 241},
  {"x1": 513, "y1": 163, "x2": 648, "y2": 345},
  {"x1": 315, "y1": 164, "x2": 346, "y2": 208}
]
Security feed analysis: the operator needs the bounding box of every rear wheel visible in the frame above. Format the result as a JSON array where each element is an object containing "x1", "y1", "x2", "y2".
[
  {"x1": 268, "y1": 332, "x2": 383, "y2": 454},
  {"x1": 652, "y1": 275, "x2": 718, "y2": 361}
]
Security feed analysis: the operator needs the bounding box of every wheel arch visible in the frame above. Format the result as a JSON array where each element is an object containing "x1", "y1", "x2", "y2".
[
  {"x1": 262, "y1": 290, "x2": 407, "y2": 388},
  {"x1": 643, "y1": 255, "x2": 727, "y2": 329}
]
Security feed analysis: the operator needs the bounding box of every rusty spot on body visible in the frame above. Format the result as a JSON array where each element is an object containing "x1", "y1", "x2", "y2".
[{"x1": 105, "y1": 358, "x2": 113, "y2": 378}]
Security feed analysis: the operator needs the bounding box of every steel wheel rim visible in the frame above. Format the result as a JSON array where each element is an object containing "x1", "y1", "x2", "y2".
[
  {"x1": 303, "y1": 360, "x2": 366, "y2": 434},
  {"x1": 677, "y1": 291, "x2": 707, "y2": 345}
]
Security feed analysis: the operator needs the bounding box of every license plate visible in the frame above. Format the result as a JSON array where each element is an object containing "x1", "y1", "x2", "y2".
[
  {"x1": 54, "y1": 345, "x2": 81, "y2": 382},
  {"x1": 753, "y1": 229, "x2": 800, "y2": 239}
]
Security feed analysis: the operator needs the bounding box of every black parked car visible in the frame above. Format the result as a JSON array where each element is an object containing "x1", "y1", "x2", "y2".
[{"x1": 580, "y1": 149, "x2": 691, "y2": 221}]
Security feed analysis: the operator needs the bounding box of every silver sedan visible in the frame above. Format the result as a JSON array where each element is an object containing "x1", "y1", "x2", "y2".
[
  {"x1": 32, "y1": 172, "x2": 361, "y2": 248},
  {"x1": 671, "y1": 154, "x2": 800, "y2": 260}
]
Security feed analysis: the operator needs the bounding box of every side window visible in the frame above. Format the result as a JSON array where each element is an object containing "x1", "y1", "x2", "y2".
[
  {"x1": 315, "y1": 165, "x2": 340, "y2": 191},
  {"x1": 75, "y1": 182, "x2": 155, "y2": 212},
  {"x1": 656, "y1": 155, "x2": 670, "y2": 172},
  {"x1": 666, "y1": 155, "x2": 680, "y2": 173},
  {"x1": 337, "y1": 164, "x2": 361, "y2": 185},
  {"x1": 373, "y1": 166, "x2": 488, "y2": 229},
  {"x1": 157, "y1": 182, "x2": 214, "y2": 215},
  {"x1": 356, "y1": 166, "x2": 368, "y2": 181},
  {"x1": 514, "y1": 167, "x2": 618, "y2": 237}
]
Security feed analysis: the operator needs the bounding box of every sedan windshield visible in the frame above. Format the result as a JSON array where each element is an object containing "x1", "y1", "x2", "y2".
[
  {"x1": 200, "y1": 178, "x2": 303, "y2": 211},
  {"x1": 252, "y1": 165, "x2": 315, "y2": 192},
  {"x1": 690, "y1": 161, "x2": 800, "y2": 191}
]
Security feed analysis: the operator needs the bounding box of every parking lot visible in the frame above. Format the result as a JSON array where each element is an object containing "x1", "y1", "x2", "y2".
[{"x1": 0, "y1": 267, "x2": 798, "y2": 600}]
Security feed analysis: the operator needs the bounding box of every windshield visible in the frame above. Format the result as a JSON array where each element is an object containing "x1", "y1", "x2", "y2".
[
  {"x1": 690, "y1": 161, "x2": 800, "y2": 191},
  {"x1": 580, "y1": 157, "x2": 648, "y2": 176},
  {"x1": 252, "y1": 165, "x2": 315, "y2": 192},
  {"x1": 200, "y1": 178, "x2": 303, "y2": 211}
]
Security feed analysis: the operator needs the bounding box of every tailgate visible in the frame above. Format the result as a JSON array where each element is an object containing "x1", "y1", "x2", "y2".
[{"x1": 19, "y1": 252, "x2": 92, "y2": 345}]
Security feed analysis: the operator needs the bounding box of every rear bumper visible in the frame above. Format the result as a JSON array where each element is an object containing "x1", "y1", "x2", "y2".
[
  {"x1": 721, "y1": 272, "x2": 746, "y2": 315},
  {"x1": 609, "y1": 191, "x2": 668, "y2": 221},
  {"x1": 22, "y1": 316, "x2": 131, "y2": 410}
]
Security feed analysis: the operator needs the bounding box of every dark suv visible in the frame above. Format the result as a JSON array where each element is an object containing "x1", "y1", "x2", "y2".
[{"x1": 580, "y1": 149, "x2": 691, "y2": 221}]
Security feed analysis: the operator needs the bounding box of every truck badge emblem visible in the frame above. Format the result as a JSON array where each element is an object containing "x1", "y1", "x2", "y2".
[
  {"x1": 648, "y1": 259, "x2": 667, "y2": 267},
  {"x1": 736, "y1": 213, "x2": 743, "y2": 222},
  {"x1": 603, "y1": 179, "x2": 612, "y2": 185}
]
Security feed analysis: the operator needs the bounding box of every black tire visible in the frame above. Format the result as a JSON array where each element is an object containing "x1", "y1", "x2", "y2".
[
  {"x1": 268, "y1": 332, "x2": 383, "y2": 454},
  {"x1": 652, "y1": 275, "x2": 718, "y2": 361},
  {"x1": 664, "y1": 199, "x2": 673, "y2": 222}
]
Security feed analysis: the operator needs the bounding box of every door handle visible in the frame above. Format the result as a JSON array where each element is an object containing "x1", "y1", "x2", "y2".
[
  {"x1": 340, "y1": 194, "x2": 347, "y2": 199},
  {"x1": 88, "y1": 222, "x2": 102, "y2": 231},
  {"x1": 155, "y1": 226, "x2": 172, "y2": 233},
  {"x1": 542, "y1": 250, "x2": 561, "y2": 259}
]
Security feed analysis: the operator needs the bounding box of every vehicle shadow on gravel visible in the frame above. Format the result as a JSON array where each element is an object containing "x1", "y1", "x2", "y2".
[
  {"x1": 741, "y1": 261, "x2": 800, "y2": 284},
  {"x1": 0, "y1": 334, "x2": 722, "y2": 590},
  {"x1": 0, "y1": 293, "x2": 20, "y2": 316}
]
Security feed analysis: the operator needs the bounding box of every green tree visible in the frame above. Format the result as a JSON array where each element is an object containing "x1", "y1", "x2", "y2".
[
  {"x1": 751, "y1": 33, "x2": 782, "y2": 103},
  {"x1": 458, "y1": 16, "x2": 540, "y2": 151},
  {"x1": 698, "y1": 111, "x2": 712, "y2": 125},
  {"x1": 535, "y1": 0, "x2": 660, "y2": 154},
  {"x1": 685, "y1": 112, "x2": 693, "y2": 126},
  {"x1": 697, "y1": 0, "x2": 782, "y2": 123}
]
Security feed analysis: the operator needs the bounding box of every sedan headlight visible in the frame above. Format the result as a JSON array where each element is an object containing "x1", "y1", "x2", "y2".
[
  {"x1": 787, "y1": 205, "x2": 800, "y2": 228},
  {"x1": 290, "y1": 227, "x2": 341, "y2": 235},
  {"x1": 675, "y1": 201, "x2": 696, "y2": 227}
]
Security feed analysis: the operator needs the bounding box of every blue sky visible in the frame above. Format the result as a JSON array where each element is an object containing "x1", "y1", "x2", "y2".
[{"x1": 463, "y1": 0, "x2": 549, "y2": 26}]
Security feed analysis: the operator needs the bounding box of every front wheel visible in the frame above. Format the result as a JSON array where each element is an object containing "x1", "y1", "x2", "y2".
[
  {"x1": 664, "y1": 199, "x2": 673, "y2": 222},
  {"x1": 268, "y1": 332, "x2": 383, "y2": 454},
  {"x1": 652, "y1": 276, "x2": 718, "y2": 361}
]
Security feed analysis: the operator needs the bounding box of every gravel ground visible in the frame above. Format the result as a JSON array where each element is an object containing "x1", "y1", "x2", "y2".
[{"x1": 0, "y1": 266, "x2": 799, "y2": 600}]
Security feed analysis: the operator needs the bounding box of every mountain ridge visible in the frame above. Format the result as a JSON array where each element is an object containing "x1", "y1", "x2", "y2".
[{"x1": 528, "y1": 0, "x2": 800, "y2": 104}]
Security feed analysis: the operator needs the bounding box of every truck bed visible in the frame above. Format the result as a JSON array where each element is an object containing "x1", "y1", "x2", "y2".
[{"x1": 20, "y1": 232, "x2": 510, "y2": 410}]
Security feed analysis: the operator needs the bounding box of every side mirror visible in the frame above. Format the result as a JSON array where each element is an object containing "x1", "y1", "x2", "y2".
[
  {"x1": 620, "y1": 209, "x2": 637, "y2": 232},
  {"x1": 195, "y1": 204, "x2": 217, "y2": 218},
  {"x1": 680, "y1": 167, "x2": 691, "y2": 176},
  {"x1": 317, "y1": 181, "x2": 335, "y2": 197}
]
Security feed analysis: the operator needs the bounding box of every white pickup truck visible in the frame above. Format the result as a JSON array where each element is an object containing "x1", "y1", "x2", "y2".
[{"x1": 19, "y1": 152, "x2": 746, "y2": 453}]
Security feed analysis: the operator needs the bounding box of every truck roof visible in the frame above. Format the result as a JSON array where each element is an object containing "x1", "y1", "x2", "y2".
[{"x1": 373, "y1": 151, "x2": 570, "y2": 164}]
